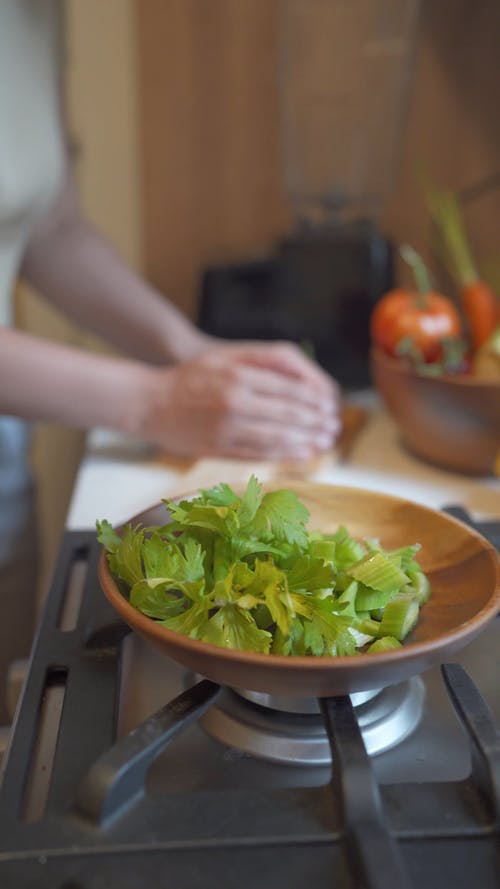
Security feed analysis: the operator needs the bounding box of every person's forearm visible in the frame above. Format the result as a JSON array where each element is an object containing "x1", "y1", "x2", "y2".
[
  {"x1": 20, "y1": 181, "x2": 206, "y2": 365},
  {"x1": 0, "y1": 328, "x2": 340, "y2": 460},
  {"x1": 0, "y1": 325, "x2": 154, "y2": 434}
]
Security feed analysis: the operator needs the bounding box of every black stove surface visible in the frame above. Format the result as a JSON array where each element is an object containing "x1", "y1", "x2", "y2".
[{"x1": 0, "y1": 507, "x2": 499, "y2": 889}]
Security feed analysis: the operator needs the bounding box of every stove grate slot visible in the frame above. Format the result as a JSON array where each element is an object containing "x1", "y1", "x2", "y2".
[
  {"x1": 56, "y1": 547, "x2": 88, "y2": 632},
  {"x1": 21, "y1": 668, "x2": 67, "y2": 824},
  {"x1": 321, "y1": 694, "x2": 411, "y2": 889}
]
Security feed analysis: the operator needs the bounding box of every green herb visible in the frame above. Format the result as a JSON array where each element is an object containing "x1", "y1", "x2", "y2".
[
  {"x1": 96, "y1": 477, "x2": 430, "y2": 657},
  {"x1": 395, "y1": 335, "x2": 468, "y2": 375}
]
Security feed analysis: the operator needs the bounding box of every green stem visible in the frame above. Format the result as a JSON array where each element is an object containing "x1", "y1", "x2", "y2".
[
  {"x1": 400, "y1": 245, "x2": 432, "y2": 305},
  {"x1": 427, "y1": 189, "x2": 477, "y2": 287},
  {"x1": 352, "y1": 617, "x2": 381, "y2": 637}
]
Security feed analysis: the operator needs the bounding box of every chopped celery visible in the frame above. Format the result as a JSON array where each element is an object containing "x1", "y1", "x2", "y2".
[
  {"x1": 334, "y1": 573, "x2": 356, "y2": 593},
  {"x1": 351, "y1": 617, "x2": 381, "y2": 638},
  {"x1": 363, "y1": 537, "x2": 382, "y2": 552},
  {"x1": 355, "y1": 583, "x2": 394, "y2": 612},
  {"x1": 387, "y1": 544, "x2": 422, "y2": 570},
  {"x1": 99, "y1": 476, "x2": 431, "y2": 658},
  {"x1": 403, "y1": 569, "x2": 431, "y2": 604},
  {"x1": 334, "y1": 580, "x2": 358, "y2": 618},
  {"x1": 310, "y1": 539, "x2": 337, "y2": 564},
  {"x1": 367, "y1": 636, "x2": 402, "y2": 654},
  {"x1": 378, "y1": 596, "x2": 420, "y2": 641},
  {"x1": 331, "y1": 526, "x2": 366, "y2": 569},
  {"x1": 348, "y1": 550, "x2": 410, "y2": 593}
]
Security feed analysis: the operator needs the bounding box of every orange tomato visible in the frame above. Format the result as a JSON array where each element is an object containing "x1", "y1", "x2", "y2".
[{"x1": 371, "y1": 288, "x2": 463, "y2": 362}]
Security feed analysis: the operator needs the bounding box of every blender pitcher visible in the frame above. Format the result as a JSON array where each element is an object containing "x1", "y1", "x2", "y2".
[
  {"x1": 275, "y1": 0, "x2": 421, "y2": 387},
  {"x1": 278, "y1": 0, "x2": 421, "y2": 225}
]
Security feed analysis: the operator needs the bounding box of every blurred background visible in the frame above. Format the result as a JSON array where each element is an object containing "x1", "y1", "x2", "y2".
[{"x1": 15, "y1": 0, "x2": 500, "y2": 599}]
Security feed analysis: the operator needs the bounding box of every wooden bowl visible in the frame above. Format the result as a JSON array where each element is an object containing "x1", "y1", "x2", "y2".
[
  {"x1": 371, "y1": 346, "x2": 500, "y2": 476},
  {"x1": 98, "y1": 482, "x2": 500, "y2": 698}
]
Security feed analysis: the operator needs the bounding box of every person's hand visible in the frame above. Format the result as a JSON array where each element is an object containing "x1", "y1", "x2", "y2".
[{"x1": 139, "y1": 341, "x2": 341, "y2": 460}]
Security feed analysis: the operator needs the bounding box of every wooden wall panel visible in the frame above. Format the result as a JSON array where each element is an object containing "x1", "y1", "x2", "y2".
[
  {"x1": 136, "y1": 0, "x2": 290, "y2": 316},
  {"x1": 136, "y1": 0, "x2": 500, "y2": 314}
]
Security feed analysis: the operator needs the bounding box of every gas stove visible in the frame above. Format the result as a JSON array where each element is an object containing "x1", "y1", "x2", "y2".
[{"x1": 0, "y1": 506, "x2": 499, "y2": 889}]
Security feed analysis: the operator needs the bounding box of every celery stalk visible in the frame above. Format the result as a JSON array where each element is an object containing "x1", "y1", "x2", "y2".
[
  {"x1": 367, "y1": 636, "x2": 402, "y2": 654},
  {"x1": 349, "y1": 551, "x2": 410, "y2": 594},
  {"x1": 378, "y1": 596, "x2": 420, "y2": 641}
]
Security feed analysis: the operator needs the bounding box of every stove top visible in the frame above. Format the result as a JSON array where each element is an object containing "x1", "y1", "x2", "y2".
[{"x1": 0, "y1": 506, "x2": 499, "y2": 889}]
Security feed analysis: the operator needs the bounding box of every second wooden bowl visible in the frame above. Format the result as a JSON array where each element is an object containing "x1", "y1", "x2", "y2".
[{"x1": 371, "y1": 347, "x2": 500, "y2": 476}]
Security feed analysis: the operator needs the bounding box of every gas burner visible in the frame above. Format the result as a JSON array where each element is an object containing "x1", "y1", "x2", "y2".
[{"x1": 200, "y1": 678, "x2": 425, "y2": 765}]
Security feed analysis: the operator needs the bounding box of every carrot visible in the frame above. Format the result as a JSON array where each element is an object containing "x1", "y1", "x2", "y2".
[
  {"x1": 461, "y1": 280, "x2": 499, "y2": 350},
  {"x1": 426, "y1": 187, "x2": 499, "y2": 350}
]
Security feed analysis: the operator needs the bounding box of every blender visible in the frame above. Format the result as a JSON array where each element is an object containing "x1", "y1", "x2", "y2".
[{"x1": 199, "y1": 0, "x2": 421, "y2": 388}]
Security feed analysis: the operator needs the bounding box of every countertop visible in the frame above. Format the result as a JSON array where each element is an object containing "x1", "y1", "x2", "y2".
[{"x1": 66, "y1": 392, "x2": 500, "y2": 530}]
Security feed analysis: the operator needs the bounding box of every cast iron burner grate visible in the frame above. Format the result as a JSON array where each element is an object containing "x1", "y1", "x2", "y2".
[{"x1": 0, "y1": 507, "x2": 498, "y2": 889}]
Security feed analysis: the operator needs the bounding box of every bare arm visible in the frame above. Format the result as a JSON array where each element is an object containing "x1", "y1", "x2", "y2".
[
  {"x1": 0, "y1": 325, "x2": 155, "y2": 434},
  {"x1": 10, "y1": 115, "x2": 341, "y2": 458},
  {"x1": 20, "y1": 165, "x2": 206, "y2": 365},
  {"x1": 0, "y1": 326, "x2": 339, "y2": 459}
]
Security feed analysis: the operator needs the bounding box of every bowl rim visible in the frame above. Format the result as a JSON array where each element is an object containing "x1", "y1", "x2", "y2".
[{"x1": 98, "y1": 483, "x2": 500, "y2": 675}]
